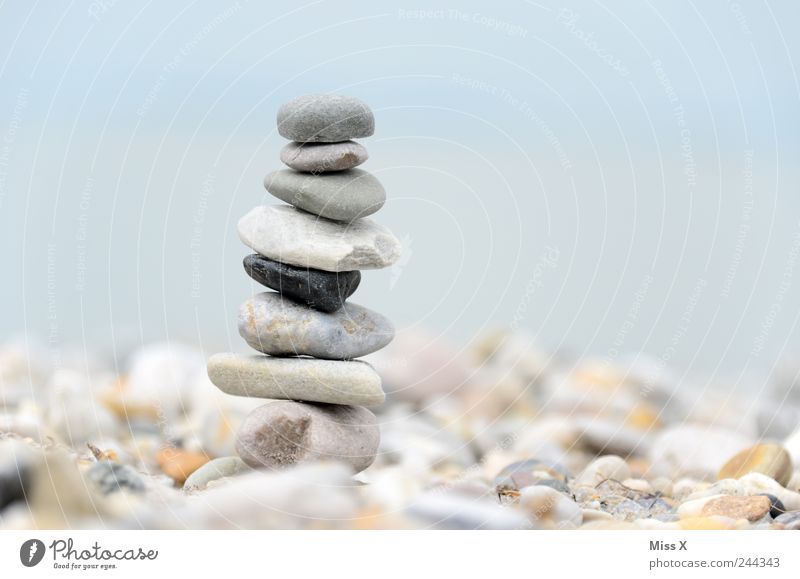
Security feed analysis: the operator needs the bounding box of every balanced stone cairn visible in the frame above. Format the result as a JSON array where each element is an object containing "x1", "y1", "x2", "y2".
[{"x1": 207, "y1": 94, "x2": 401, "y2": 474}]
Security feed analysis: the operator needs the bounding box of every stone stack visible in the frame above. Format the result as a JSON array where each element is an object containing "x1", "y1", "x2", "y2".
[{"x1": 207, "y1": 94, "x2": 400, "y2": 474}]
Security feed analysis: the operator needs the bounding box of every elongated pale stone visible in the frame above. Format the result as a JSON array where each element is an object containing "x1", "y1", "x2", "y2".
[
  {"x1": 235, "y1": 401, "x2": 380, "y2": 472},
  {"x1": 238, "y1": 205, "x2": 401, "y2": 272},
  {"x1": 207, "y1": 352, "x2": 385, "y2": 407},
  {"x1": 183, "y1": 456, "x2": 250, "y2": 491},
  {"x1": 238, "y1": 292, "x2": 394, "y2": 360},
  {"x1": 264, "y1": 168, "x2": 385, "y2": 222}
]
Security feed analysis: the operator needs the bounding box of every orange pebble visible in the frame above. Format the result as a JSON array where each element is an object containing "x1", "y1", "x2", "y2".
[
  {"x1": 156, "y1": 447, "x2": 210, "y2": 484},
  {"x1": 679, "y1": 517, "x2": 737, "y2": 530},
  {"x1": 626, "y1": 405, "x2": 661, "y2": 430}
]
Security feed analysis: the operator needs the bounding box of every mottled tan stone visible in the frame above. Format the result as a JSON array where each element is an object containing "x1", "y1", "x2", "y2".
[{"x1": 700, "y1": 495, "x2": 771, "y2": 521}]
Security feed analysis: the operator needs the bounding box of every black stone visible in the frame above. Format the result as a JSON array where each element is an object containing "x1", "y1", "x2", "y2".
[
  {"x1": 0, "y1": 456, "x2": 31, "y2": 512},
  {"x1": 0, "y1": 467, "x2": 28, "y2": 511},
  {"x1": 243, "y1": 254, "x2": 361, "y2": 313},
  {"x1": 758, "y1": 493, "x2": 787, "y2": 519}
]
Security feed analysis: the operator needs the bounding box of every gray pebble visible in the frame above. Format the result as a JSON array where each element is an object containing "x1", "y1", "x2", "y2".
[
  {"x1": 280, "y1": 141, "x2": 368, "y2": 173},
  {"x1": 238, "y1": 292, "x2": 394, "y2": 360},
  {"x1": 775, "y1": 511, "x2": 800, "y2": 529},
  {"x1": 277, "y1": 94, "x2": 374, "y2": 143},
  {"x1": 264, "y1": 168, "x2": 385, "y2": 222},
  {"x1": 207, "y1": 352, "x2": 385, "y2": 407},
  {"x1": 235, "y1": 401, "x2": 379, "y2": 473},
  {"x1": 86, "y1": 461, "x2": 145, "y2": 494},
  {"x1": 493, "y1": 458, "x2": 570, "y2": 495},
  {"x1": 407, "y1": 491, "x2": 531, "y2": 530},
  {"x1": 238, "y1": 205, "x2": 401, "y2": 272}
]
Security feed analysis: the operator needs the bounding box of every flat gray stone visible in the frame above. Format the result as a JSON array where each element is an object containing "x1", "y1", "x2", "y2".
[
  {"x1": 280, "y1": 141, "x2": 368, "y2": 173},
  {"x1": 183, "y1": 456, "x2": 250, "y2": 491},
  {"x1": 207, "y1": 352, "x2": 385, "y2": 407},
  {"x1": 235, "y1": 401, "x2": 380, "y2": 473},
  {"x1": 238, "y1": 292, "x2": 394, "y2": 360},
  {"x1": 277, "y1": 94, "x2": 374, "y2": 143},
  {"x1": 775, "y1": 511, "x2": 800, "y2": 529},
  {"x1": 238, "y1": 205, "x2": 401, "y2": 272},
  {"x1": 264, "y1": 168, "x2": 385, "y2": 222}
]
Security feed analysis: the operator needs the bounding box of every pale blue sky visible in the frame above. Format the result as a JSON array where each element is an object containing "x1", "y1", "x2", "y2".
[{"x1": 1, "y1": 0, "x2": 799, "y2": 387}]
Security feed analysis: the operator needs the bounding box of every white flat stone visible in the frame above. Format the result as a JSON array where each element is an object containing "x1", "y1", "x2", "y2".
[{"x1": 238, "y1": 205, "x2": 401, "y2": 272}]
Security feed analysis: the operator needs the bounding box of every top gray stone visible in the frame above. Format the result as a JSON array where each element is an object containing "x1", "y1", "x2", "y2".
[{"x1": 277, "y1": 94, "x2": 375, "y2": 143}]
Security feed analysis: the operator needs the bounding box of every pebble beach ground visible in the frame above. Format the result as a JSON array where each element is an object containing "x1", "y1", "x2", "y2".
[{"x1": 2, "y1": 330, "x2": 800, "y2": 530}]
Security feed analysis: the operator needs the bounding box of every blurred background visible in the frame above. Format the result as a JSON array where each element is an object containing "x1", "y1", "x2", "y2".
[
  {"x1": 4, "y1": 0, "x2": 800, "y2": 532},
  {"x1": 1, "y1": 0, "x2": 800, "y2": 385}
]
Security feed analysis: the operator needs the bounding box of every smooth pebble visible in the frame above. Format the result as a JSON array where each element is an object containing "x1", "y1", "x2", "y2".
[
  {"x1": 519, "y1": 486, "x2": 583, "y2": 529},
  {"x1": 406, "y1": 491, "x2": 530, "y2": 530},
  {"x1": 235, "y1": 401, "x2": 380, "y2": 473},
  {"x1": 280, "y1": 141, "x2": 369, "y2": 173},
  {"x1": 207, "y1": 352, "x2": 385, "y2": 407},
  {"x1": 277, "y1": 94, "x2": 374, "y2": 143},
  {"x1": 243, "y1": 254, "x2": 360, "y2": 313},
  {"x1": 238, "y1": 205, "x2": 401, "y2": 272},
  {"x1": 85, "y1": 461, "x2": 145, "y2": 495},
  {"x1": 699, "y1": 495, "x2": 771, "y2": 521},
  {"x1": 264, "y1": 168, "x2": 385, "y2": 222},
  {"x1": 183, "y1": 456, "x2": 250, "y2": 491},
  {"x1": 648, "y1": 425, "x2": 752, "y2": 480},
  {"x1": 238, "y1": 292, "x2": 394, "y2": 360},
  {"x1": 718, "y1": 443, "x2": 793, "y2": 487},
  {"x1": 575, "y1": 455, "x2": 631, "y2": 487},
  {"x1": 493, "y1": 458, "x2": 569, "y2": 495},
  {"x1": 774, "y1": 511, "x2": 800, "y2": 529}
]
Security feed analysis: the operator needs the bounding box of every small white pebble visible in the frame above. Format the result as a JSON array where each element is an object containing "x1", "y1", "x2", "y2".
[
  {"x1": 575, "y1": 455, "x2": 631, "y2": 487},
  {"x1": 622, "y1": 478, "x2": 653, "y2": 493},
  {"x1": 519, "y1": 486, "x2": 583, "y2": 529}
]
